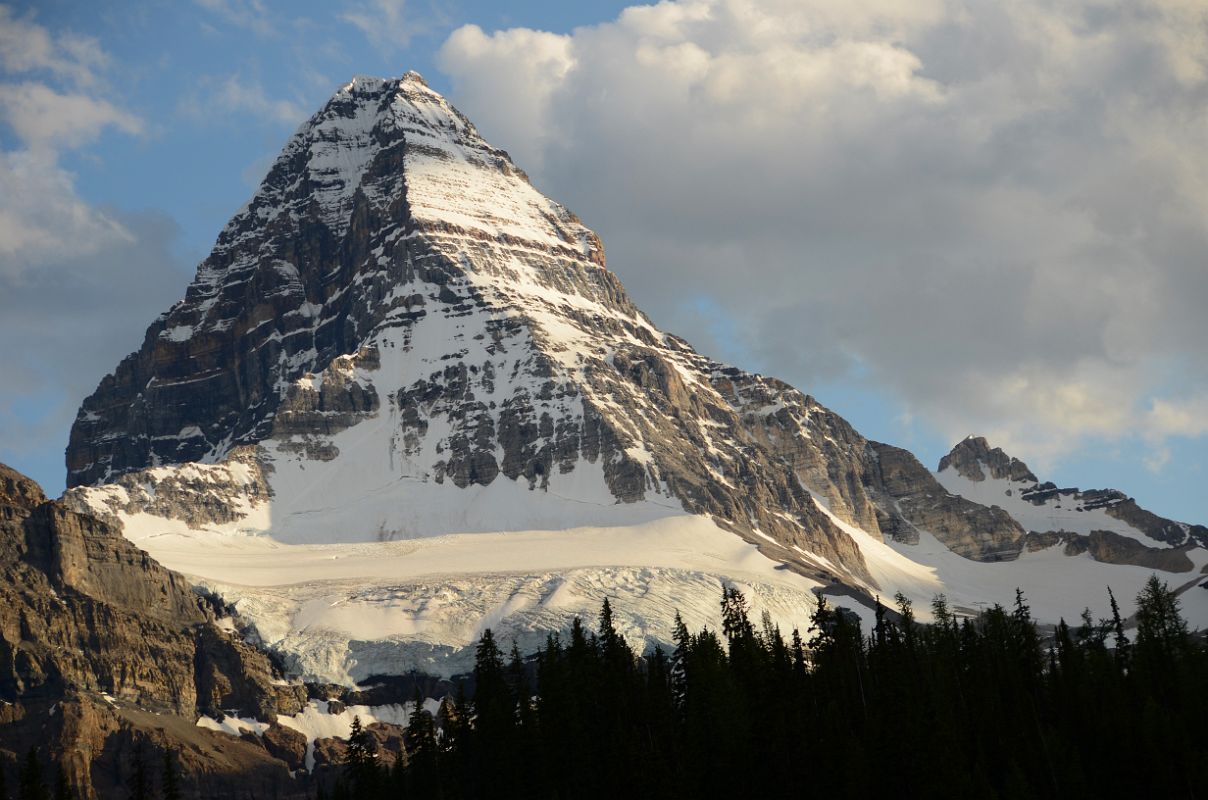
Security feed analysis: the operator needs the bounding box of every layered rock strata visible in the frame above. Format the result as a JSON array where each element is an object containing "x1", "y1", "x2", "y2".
[{"x1": 0, "y1": 463, "x2": 307, "y2": 798}]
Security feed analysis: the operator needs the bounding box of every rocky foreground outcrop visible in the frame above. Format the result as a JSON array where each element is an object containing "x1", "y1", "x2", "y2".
[{"x1": 0, "y1": 463, "x2": 312, "y2": 798}]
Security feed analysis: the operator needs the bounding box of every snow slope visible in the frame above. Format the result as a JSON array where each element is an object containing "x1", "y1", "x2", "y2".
[
  {"x1": 810, "y1": 493, "x2": 1208, "y2": 627},
  {"x1": 125, "y1": 507, "x2": 826, "y2": 682},
  {"x1": 936, "y1": 469, "x2": 1154, "y2": 543}
]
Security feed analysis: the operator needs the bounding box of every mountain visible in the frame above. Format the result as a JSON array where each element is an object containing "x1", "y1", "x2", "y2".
[
  {"x1": 0, "y1": 463, "x2": 318, "y2": 798},
  {"x1": 63, "y1": 73, "x2": 1208, "y2": 683},
  {"x1": 937, "y1": 436, "x2": 1208, "y2": 569}
]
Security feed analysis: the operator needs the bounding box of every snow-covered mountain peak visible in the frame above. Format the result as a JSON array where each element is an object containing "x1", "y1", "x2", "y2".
[{"x1": 63, "y1": 75, "x2": 1208, "y2": 681}]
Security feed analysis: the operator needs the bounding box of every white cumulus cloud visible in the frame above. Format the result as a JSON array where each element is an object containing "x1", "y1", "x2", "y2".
[{"x1": 436, "y1": 0, "x2": 1208, "y2": 469}]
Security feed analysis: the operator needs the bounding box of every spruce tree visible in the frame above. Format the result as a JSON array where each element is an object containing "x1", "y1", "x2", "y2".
[
  {"x1": 126, "y1": 744, "x2": 147, "y2": 800},
  {"x1": 18, "y1": 749, "x2": 48, "y2": 800},
  {"x1": 1134, "y1": 575, "x2": 1189, "y2": 658},
  {"x1": 161, "y1": 749, "x2": 181, "y2": 800},
  {"x1": 343, "y1": 715, "x2": 379, "y2": 797},
  {"x1": 52, "y1": 765, "x2": 70, "y2": 800},
  {"x1": 472, "y1": 628, "x2": 511, "y2": 732},
  {"x1": 406, "y1": 686, "x2": 438, "y2": 758},
  {"x1": 1107, "y1": 587, "x2": 1131, "y2": 669},
  {"x1": 474, "y1": 629, "x2": 506, "y2": 693},
  {"x1": 508, "y1": 643, "x2": 535, "y2": 729},
  {"x1": 931, "y1": 593, "x2": 956, "y2": 634},
  {"x1": 1011, "y1": 588, "x2": 1043, "y2": 684},
  {"x1": 873, "y1": 596, "x2": 888, "y2": 652},
  {"x1": 895, "y1": 592, "x2": 917, "y2": 656},
  {"x1": 670, "y1": 612, "x2": 690, "y2": 710},
  {"x1": 807, "y1": 594, "x2": 834, "y2": 652},
  {"x1": 720, "y1": 586, "x2": 755, "y2": 645},
  {"x1": 597, "y1": 597, "x2": 634, "y2": 670},
  {"x1": 1075, "y1": 607, "x2": 1107, "y2": 651}
]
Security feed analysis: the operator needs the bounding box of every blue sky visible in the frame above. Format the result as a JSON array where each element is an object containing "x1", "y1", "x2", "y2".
[{"x1": 1, "y1": 0, "x2": 1206, "y2": 525}]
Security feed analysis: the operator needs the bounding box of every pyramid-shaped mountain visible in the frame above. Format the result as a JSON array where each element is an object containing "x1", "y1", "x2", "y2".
[{"x1": 65, "y1": 75, "x2": 1208, "y2": 681}]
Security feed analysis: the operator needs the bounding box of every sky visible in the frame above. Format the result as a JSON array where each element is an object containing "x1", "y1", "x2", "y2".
[{"x1": 1, "y1": 0, "x2": 1206, "y2": 525}]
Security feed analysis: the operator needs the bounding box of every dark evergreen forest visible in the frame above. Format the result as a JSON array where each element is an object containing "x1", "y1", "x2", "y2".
[
  {"x1": 326, "y1": 575, "x2": 1207, "y2": 799},
  {"x1": 6, "y1": 577, "x2": 1204, "y2": 799}
]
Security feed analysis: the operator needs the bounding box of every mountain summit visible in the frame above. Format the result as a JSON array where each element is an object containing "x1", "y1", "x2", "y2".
[{"x1": 65, "y1": 75, "x2": 1208, "y2": 680}]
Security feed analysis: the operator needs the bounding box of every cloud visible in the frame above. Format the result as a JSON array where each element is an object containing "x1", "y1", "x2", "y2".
[
  {"x1": 438, "y1": 25, "x2": 574, "y2": 171},
  {"x1": 0, "y1": 6, "x2": 140, "y2": 156},
  {"x1": 0, "y1": 151, "x2": 135, "y2": 278},
  {"x1": 341, "y1": 0, "x2": 412, "y2": 52},
  {"x1": 181, "y1": 74, "x2": 308, "y2": 126},
  {"x1": 0, "y1": 207, "x2": 188, "y2": 493},
  {"x1": 0, "y1": 5, "x2": 109, "y2": 87},
  {"x1": 0, "y1": 6, "x2": 141, "y2": 154},
  {"x1": 0, "y1": 10, "x2": 145, "y2": 261},
  {"x1": 194, "y1": 0, "x2": 275, "y2": 36},
  {"x1": 0, "y1": 5, "x2": 184, "y2": 495},
  {"x1": 0, "y1": 82, "x2": 142, "y2": 152},
  {"x1": 436, "y1": 0, "x2": 1208, "y2": 469},
  {"x1": 1145, "y1": 397, "x2": 1208, "y2": 440}
]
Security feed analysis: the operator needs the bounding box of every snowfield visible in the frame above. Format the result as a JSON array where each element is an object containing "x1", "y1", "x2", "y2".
[
  {"x1": 108, "y1": 472, "x2": 1208, "y2": 686},
  {"x1": 122, "y1": 502, "x2": 828, "y2": 682},
  {"x1": 811, "y1": 493, "x2": 1208, "y2": 628}
]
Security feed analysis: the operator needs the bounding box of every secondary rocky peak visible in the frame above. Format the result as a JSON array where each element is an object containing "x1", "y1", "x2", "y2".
[{"x1": 938, "y1": 436, "x2": 1038, "y2": 483}]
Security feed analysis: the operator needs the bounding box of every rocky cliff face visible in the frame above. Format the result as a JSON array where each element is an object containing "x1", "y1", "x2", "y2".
[
  {"x1": 939, "y1": 436, "x2": 1039, "y2": 483},
  {"x1": 862, "y1": 442, "x2": 1025, "y2": 561},
  {"x1": 0, "y1": 463, "x2": 308, "y2": 798}
]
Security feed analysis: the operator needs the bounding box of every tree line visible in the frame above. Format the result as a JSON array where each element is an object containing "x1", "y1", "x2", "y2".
[
  {"x1": 0, "y1": 746, "x2": 179, "y2": 800},
  {"x1": 326, "y1": 575, "x2": 1208, "y2": 799},
  {"x1": 4, "y1": 576, "x2": 1202, "y2": 798}
]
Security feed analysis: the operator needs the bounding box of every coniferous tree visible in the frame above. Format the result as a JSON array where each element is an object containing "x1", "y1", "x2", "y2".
[
  {"x1": 1107, "y1": 586, "x2": 1131, "y2": 669},
  {"x1": 508, "y1": 643, "x2": 533, "y2": 724},
  {"x1": 299, "y1": 582, "x2": 1208, "y2": 799},
  {"x1": 669, "y1": 612, "x2": 690, "y2": 711},
  {"x1": 19, "y1": 749, "x2": 48, "y2": 800},
  {"x1": 406, "y1": 687, "x2": 438, "y2": 756},
  {"x1": 161, "y1": 749, "x2": 181, "y2": 800},
  {"x1": 469, "y1": 628, "x2": 518, "y2": 794},
  {"x1": 405, "y1": 686, "x2": 439, "y2": 797},
  {"x1": 343, "y1": 715, "x2": 380, "y2": 797},
  {"x1": 1134, "y1": 575, "x2": 1189, "y2": 665},
  {"x1": 872, "y1": 595, "x2": 888, "y2": 652},
  {"x1": 597, "y1": 597, "x2": 635, "y2": 672},
  {"x1": 472, "y1": 628, "x2": 512, "y2": 735},
  {"x1": 790, "y1": 627, "x2": 806, "y2": 678},
  {"x1": 51, "y1": 766, "x2": 70, "y2": 800},
  {"x1": 126, "y1": 744, "x2": 148, "y2": 800},
  {"x1": 1076, "y1": 606, "x2": 1108, "y2": 651},
  {"x1": 1012, "y1": 588, "x2": 1044, "y2": 685},
  {"x1": 720, "y1": 586, "x2": 755, "y2": 645}
]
